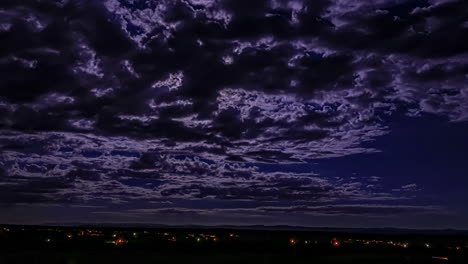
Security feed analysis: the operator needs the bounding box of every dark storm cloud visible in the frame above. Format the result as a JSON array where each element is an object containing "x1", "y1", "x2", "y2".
[
  {"x1": 0, "y1": 174, "x2": 70, "y2": 204},
  {"x1": 1, "y1": 0, "x2": 467, "y2": 218}
]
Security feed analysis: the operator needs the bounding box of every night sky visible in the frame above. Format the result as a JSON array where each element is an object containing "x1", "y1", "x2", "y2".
[{"x1": 1, "y1": 0, "x2": 468, "y2": 229}]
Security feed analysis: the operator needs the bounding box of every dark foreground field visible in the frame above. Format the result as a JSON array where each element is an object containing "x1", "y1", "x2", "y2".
[
  {"x1": 0, "y1": 225, "x2": 467, "y2": 264},
  {"x1": 0, "y1": 249, "x2": 464, "y2": 264}
]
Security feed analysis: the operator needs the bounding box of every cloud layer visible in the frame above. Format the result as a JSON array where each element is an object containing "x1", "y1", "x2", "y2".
[{"x1": 1, "y1": 0, "x2": 467, "y2": 223}]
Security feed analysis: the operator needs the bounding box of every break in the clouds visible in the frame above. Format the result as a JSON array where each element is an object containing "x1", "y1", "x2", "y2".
[{"x1": 0, "y1": 0, "x2": 467, "y2": 227}]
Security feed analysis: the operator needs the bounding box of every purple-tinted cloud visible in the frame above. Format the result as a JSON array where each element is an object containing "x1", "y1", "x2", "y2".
[{"x1": 1, "y1": 0, "x2": 467, "y2": 224}]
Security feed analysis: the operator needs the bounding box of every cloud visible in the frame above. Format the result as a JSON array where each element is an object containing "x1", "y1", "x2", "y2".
[
  {"x1": 402, "y1": 184, "x2": 418, "y2": 189},
  {"x1": 0, "y1": 0, "x2": 467, "y2": 220},
  {"x1": 0, "y1": 131, "x2": 418, "y2": 205}
]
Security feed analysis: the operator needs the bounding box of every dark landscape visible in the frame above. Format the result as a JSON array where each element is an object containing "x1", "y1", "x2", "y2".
[{"x1": 1, "y1": 225, "x2": 467, "y2": 264}]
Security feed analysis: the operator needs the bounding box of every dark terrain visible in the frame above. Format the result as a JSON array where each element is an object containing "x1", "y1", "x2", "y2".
[{"x1": 0, "y1": 225, "x2": 467, "y2": 263}]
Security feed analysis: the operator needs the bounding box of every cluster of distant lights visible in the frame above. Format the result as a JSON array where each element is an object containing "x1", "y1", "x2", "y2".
[
  {"x1": 40, "y1": 231, "x2": 468, "y2": 253},
  {"x1": 60, "y1": 230, "x2": 232, "y2": 245},
  {"x1": 287, "y1": 237, "x2": 467, "y2": 253},
  {"x1": 289, "y1": 237, "x2": 409, "y2": 248},
  {"x1": 1, "y1": 227, "x2": 466, "y2": 254},
  {"x1": 41, "y1": 233, "x2": 462, "y2": 261}
]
